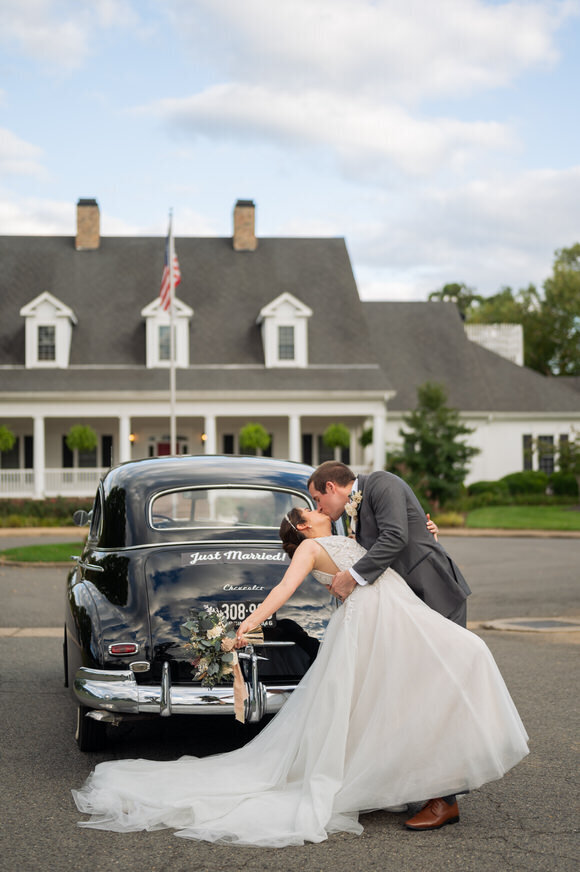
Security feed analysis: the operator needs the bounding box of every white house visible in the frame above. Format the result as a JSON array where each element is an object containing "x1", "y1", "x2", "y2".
[{"x1": 0, "y1": 198, "x2": 578, "y2": 498}]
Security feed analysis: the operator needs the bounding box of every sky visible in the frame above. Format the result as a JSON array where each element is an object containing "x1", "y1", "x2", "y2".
[{"x1": 1, "y1": 0, "x2": 579, "y2": 301}]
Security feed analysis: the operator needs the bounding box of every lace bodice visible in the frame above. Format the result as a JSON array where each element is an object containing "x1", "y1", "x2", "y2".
[{"x1": 311, "y1": 536, "x2": 366, "y2": 584}]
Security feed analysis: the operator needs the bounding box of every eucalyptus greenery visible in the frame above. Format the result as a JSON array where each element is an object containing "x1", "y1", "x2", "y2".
[{"x1": 181, "y1": 608, "x2": 237, "y2": 687}]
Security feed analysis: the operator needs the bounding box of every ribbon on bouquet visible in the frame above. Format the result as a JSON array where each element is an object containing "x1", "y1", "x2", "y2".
[{"x1": 221, "y1": 626, "x2": 265, "y2": 724}]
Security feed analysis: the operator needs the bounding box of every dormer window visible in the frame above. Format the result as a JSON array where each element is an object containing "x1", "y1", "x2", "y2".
[
  {"x1": 38, "y1": 326, "x2": 56, "y2": 361},
  {"x1": 258, "y1": 292, "x2": 312, "y2": 368},
  {"x1": 158, "y1": 325, "x2": 171, "y2": 361},
  {"x1": 141, "y1": 297, "x2": 193, "y2": 368},
  {"x1": 278, "y1": 325, "x2": 295, "y2": 361},
  {"x1": 20, "y1": 291, "x2": 77, "y2": 368}
]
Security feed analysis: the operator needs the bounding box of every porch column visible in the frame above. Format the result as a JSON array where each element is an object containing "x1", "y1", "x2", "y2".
[
  {"x1": 118, "y1": 415, "x2": 132, "y2": 463},
  {"x1": 372, "y1": 412, "x2": 385, "y2": 471},
  {"x1": 288, "y1": 414, "x2": 301, "y2": 462},
  {"x1": 350, "y1": 429, "x2": 358, "y2": 468},
  {"x1": 204, "y1": 415, "x2": 217, "y2": 454},
  {"x1": 33, "y1": 416, "x2": 45, "y2": 499}
]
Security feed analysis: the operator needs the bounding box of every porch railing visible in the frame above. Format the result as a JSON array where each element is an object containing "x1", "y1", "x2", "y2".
[
  {"x1": 0, "y1": 468, "x2": 107, "y2": 498},
  {"x1": 0, "y1": 470, "x2": 36, "y2": 497}
]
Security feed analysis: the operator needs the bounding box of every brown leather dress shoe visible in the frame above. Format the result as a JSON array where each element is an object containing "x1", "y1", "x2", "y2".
[{"x1": 404, "y1": 798, "x2": 460, "y2": 830}]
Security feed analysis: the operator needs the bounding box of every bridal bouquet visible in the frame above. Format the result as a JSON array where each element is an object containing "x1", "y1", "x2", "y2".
[{"x1": 181, "y1": 607, "x2": 238, "y2": 688}]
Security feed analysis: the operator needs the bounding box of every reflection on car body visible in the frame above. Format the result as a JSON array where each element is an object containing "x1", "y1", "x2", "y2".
[{"x1": 64, "y1": 455, "x2": 333, "y2": 751}]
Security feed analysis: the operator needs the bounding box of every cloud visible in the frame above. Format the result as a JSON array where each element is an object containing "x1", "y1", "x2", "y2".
[
  {"x1": 147, "y1": 84, "x2": 515, "y2": 177},
  {"x1": 0, "y1": 0, "x2": 141, "y2": 69},
  {"x1": 147, "y1": 1, "x2": 576, "y2": 179},
  {"x1": 352, "y1": 165, "x2": 580, "y2": 299},
  {"x1": 171, "y1": 0, "x2": 577, "y2": 100},
  {"x1": 0, "y1": 193, "x2": 218, "y2": 238},
  {"x1": 0, "y1": 128, "x2": 45, "y2": 177},
  {"x1": 0, "y1": 195, "x2": 73, "y2": 234}
]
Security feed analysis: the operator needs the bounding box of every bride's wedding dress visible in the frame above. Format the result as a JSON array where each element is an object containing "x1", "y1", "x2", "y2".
[{"x1": 73, "y1": 537, "x2": 529, "y2": 846}]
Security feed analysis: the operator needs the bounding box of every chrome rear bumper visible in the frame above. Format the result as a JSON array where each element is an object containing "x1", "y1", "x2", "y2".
[{"x1": 74, "y1": 645, "x2": 297, "y2": 723}]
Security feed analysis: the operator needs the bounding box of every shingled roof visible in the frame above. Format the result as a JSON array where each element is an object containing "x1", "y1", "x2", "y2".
[
  {"x1": 362, "y1": 301, "x2": 580, "y2": 413},
  {"x1": 0, "y1": 234, "x2": 389, "y2": 394}
]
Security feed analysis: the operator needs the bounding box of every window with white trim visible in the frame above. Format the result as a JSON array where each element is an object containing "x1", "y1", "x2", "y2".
[
  {"x1": 158, "y1": 325, "x2": 171, "y2": 361},
  {"x1": 538, "y1": 435, "x2": 554, "y2": 474},
  {"x1": 141, "y1": 297, "x2": 193, "y2": 368},
  {"x1": 20, "y1": 291, "x2": 77, "y2": 368},
  {"x1": 278, "y1": 325, "x2": 295, "y2": 360},
  {"x1": 257, "y1": 293, "x2": 312, "y2": 368},
  {"x1": 38, "y1": 325, "x2": 56, "y2": 361}
]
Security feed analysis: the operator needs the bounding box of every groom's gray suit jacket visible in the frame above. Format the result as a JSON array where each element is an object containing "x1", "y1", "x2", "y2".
[{"x1": 352, "y1": 471, "x2": 470, "y2": 622}]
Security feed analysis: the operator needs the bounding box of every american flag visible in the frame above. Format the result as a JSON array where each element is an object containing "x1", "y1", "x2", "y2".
[{"x1": 159, "y1": 220, "x2": 181, "y2": 311}]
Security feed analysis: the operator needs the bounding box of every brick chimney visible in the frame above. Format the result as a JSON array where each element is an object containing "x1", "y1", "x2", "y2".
[
  {"x1": 233, "y1": 199, "x2": 257, "y2": 251},
  {"x1": 75, "y1": 198, "x2": 100, "y2": 250}
]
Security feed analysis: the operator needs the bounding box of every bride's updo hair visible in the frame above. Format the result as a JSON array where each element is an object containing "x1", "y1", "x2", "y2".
[{"x1": 279, "y1": 507, "x2": 306, "y2": 559}]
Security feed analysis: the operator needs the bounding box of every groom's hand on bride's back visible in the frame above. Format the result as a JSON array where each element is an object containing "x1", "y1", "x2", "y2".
[{"x1": 330, "y1": 570, "x2": 357, "y2": 601}]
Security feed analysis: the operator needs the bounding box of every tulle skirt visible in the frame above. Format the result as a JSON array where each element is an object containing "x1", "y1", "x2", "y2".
[{"x1": 73, "y1": 569, "x2": 529, "y2": 846}]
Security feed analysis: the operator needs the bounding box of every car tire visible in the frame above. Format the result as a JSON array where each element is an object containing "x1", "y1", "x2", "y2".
[{"x1": 75, "y1": 705, "x2": 106, "y2": 752}]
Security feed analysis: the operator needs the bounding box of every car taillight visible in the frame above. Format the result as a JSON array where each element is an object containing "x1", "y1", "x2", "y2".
[{"x1": 108, "y1": 643, "x2": 139, "y2": 656}]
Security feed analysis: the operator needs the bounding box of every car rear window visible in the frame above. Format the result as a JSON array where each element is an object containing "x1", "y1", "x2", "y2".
[{"x1": 150, "y1": 487, "x2": 311, "y2": 531}]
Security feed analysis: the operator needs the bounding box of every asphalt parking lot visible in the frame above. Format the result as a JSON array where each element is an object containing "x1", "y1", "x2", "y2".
[{"x1": 0, "y1": 532, "x2": 578, "y2": 872}]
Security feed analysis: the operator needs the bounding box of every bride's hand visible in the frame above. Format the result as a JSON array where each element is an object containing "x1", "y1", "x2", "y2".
[
  {"x1": 235, "y1": 618, "x2": 253, "y2": 648},
  {"x1": 426, "y1": 513, "x2": 439, "y2": 542}
]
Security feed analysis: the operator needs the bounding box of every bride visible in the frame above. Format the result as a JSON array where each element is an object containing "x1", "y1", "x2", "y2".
[{"x1": 72, "y1": 507, "x2": 529, "y2": 847}]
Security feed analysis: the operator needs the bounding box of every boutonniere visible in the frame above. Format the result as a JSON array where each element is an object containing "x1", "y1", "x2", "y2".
[{"x1": 345, "y1": 490, "x2": 363, "y2": 522}]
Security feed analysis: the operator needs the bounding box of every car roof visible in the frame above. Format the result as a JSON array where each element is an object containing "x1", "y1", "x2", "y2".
[{"x1": 95, "y1": 454, "x2": 315, "y2": 549}]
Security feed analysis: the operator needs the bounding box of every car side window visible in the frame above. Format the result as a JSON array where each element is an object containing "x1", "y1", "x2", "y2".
[{"x1": 89, "y1": 489, "x2": 103, "y2": 540}]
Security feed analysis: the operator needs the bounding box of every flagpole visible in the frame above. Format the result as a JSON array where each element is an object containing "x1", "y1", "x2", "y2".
[{"x1": 168, "y1": 211, "x2": 177, "y2": 456}]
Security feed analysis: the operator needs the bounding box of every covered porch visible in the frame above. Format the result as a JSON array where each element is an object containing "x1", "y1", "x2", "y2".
[{"x1": 0, "y1": 396, "x2": 388, "y2": 498}]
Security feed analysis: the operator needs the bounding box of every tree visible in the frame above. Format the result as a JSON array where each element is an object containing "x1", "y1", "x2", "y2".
[
  {"x1": 0, "y1": 425, "x2": 16, "y2": 454},
  {"x1": 66, "y1": 425, "x2": 98, "y2": 453},
  {"x1": 322, "y1": 423, "x2": 351, "y2": 460},
  {"x1": 464, "y1": 244, "x2": 580, "y2": 375},
  {"x1": 558, "y1": 429, "x2": 580, "y2": 502},
  {"x1": 398, "y1": 382, "x2": 480, "y2": 508},
  {"x1": 238, "y1": 423, "x2": 271, "y2": 455},
  {"x1": 541, "y1": 244, "x2": 580, "y2": 375},
  {"x1": 465, "y1": 284, "x2": 549, "y2": 370},
  {"x1": 428, "y1": 283, "x2": 483, "y2": 318}
]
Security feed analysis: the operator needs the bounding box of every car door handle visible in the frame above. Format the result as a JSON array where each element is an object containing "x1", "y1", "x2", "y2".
[{"x1": 76, "y1": 559, "x2": 104, "y2": 573}]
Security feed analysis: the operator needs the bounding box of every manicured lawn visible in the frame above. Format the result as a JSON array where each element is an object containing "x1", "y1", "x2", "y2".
[
  {"x1": 0, "y1": 542, "x2": 81, "y2": 562},
  {"x1": 2, "y1": 506, "x2": 579, "y2": 562},
  {"x1": 465, "y1": 505, "x2": 580, "y2": 531}
]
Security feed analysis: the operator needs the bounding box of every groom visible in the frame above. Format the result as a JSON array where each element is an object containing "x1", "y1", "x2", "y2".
[{"x1": 308, "y1": 460, "x2": 471, "y2": 831}]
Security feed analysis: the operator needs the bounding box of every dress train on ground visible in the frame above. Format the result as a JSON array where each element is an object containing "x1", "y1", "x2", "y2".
[{"x1": 73, "y1": 536, "x2": 529, "y2": 846}]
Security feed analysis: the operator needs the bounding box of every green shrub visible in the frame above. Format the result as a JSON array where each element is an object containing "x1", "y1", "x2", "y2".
[
  {"x1": 549, "y1": 472, "x2": 579, "y2": 497},
  {"x1": 322, "y1": 423, "x2": 351, "y2": 450},
  {"x1": 66, "y1": 425, "x2": 98, "y2": 453},
  {"x1": 467, "y1": 480, "x2": 510, "y2": 497},
  {"x1": 431, "y1": 511, "x2": 465, "y2": 528},
  {"x1": 500, "y1": 471, "x2": 549, "y2": 495},
  {"x1": 238, "y1": 423, "x2": 271, "y2": 453},
  {"x1": 0, "y1": 425, "x2": 16, "y2": 453},
  {"x1": 0, "y1": 498, "x2": 91, "y2": 526},
  {"x1": 510, "y1": 493, "x2": 576, "y2": 506}
]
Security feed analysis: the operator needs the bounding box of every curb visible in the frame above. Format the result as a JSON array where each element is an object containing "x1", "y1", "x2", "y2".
[
  {"x1": 437, "y1": 527, "x2": 580, "y2": 538},
  {"x1": 0, "y1": 527, "x2": 87, "y2": 538},
  {"x1": 1, "y1": 526, "x2": 579, "y2": 538}
]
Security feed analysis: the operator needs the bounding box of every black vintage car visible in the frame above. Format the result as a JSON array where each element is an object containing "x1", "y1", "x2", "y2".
[{"x1": 64, "y1": 455, "x2": 333, "y2": 750}]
